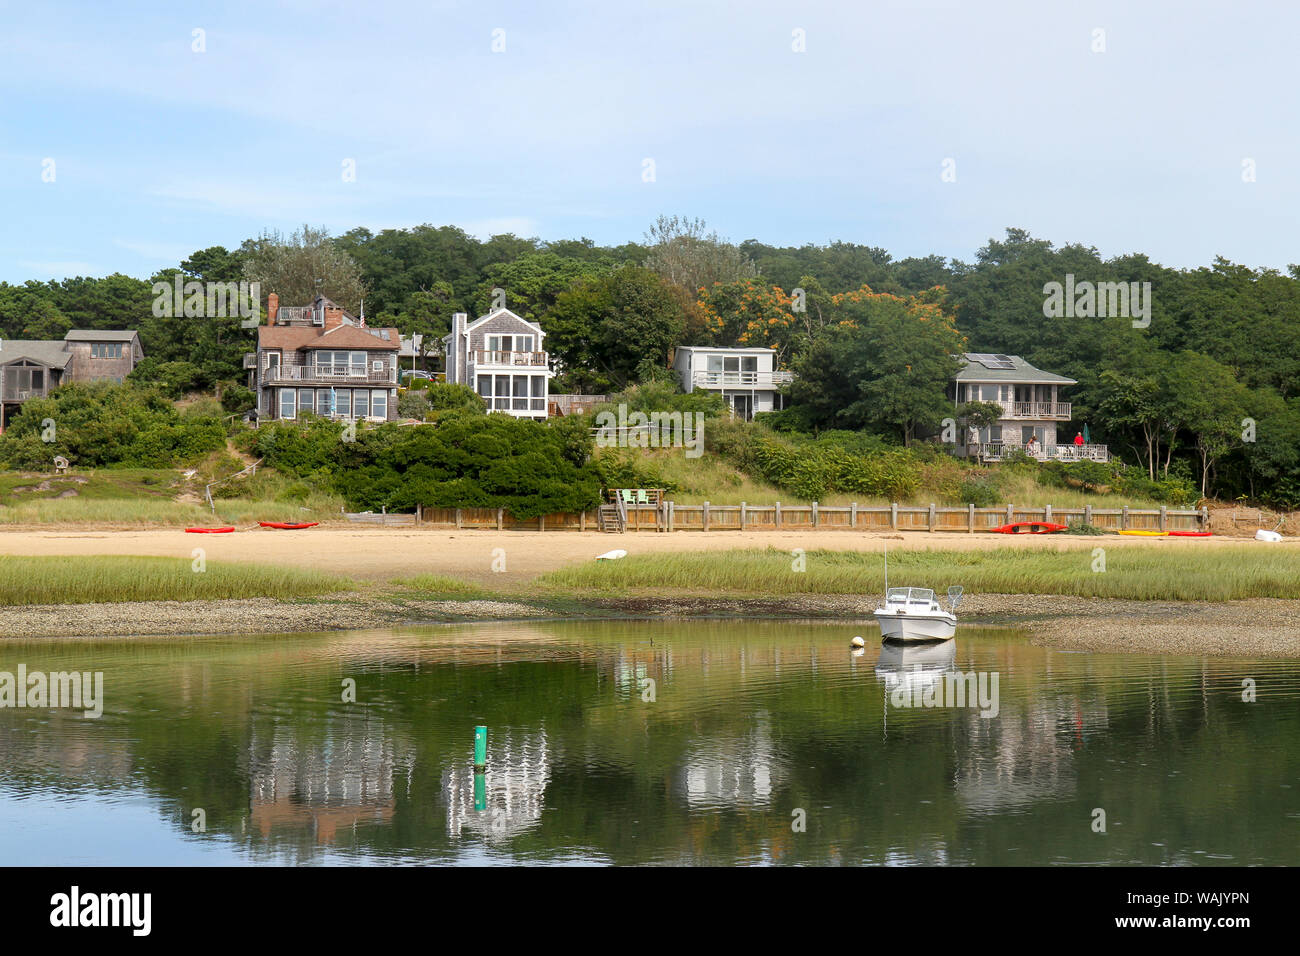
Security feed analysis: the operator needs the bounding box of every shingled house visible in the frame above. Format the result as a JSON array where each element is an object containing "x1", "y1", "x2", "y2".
[
  {"x1": 0, "y1": 330, "x2": 143, "y2": 430},
  {"x1": 248, "y1": 294, "x2": 400, "y2": 422}
]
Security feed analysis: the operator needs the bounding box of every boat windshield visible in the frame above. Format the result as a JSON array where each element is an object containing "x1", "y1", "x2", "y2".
[{"x1": 886, "y1": 587, "x2": 936, "y2": 604}]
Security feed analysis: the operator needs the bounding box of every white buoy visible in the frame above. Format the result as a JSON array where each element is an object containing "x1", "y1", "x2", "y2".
[
  {"x1": 850, "y1": 636, "x2": 866, "y2": 648},
  {"x1": 596, "y1": 549, "x2": 628, "y2": 561}
]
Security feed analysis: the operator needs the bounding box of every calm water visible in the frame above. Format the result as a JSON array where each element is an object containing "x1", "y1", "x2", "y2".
[{"x1": 0, "y1": 622, "x2": 1296, "y2": 866}]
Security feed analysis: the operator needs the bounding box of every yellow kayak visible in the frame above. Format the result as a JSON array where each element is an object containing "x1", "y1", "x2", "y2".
[{"x1": 1119, "y1": 529, "x2": 1168, "y2": 536}]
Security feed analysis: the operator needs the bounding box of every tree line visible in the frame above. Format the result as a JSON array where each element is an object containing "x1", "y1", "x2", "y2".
[{"x1": 1, "y1": 221, "x2": 1297, "y2": 504}]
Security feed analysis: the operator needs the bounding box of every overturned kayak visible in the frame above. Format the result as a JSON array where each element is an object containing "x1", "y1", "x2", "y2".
[
  {"x1": 186, "y1": 527, "x2": 235, "y2": 534},
  {"x1": 1119, "y1": 529, "x2": 1167, "y2": 536},
  {"x1": 258, "y1": 521, "x2": 320, "y2": 530},
  {"x1": 990, "y1": 521, "x2": 1067, "y2": 534},
  {"x1": 1168, "y1": 530, "x2": 1212, "y2": 537}
]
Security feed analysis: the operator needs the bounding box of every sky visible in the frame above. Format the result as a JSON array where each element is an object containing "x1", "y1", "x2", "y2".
[{"x1": 1, "y1": 0, "x2": 1297, "y2": 283}]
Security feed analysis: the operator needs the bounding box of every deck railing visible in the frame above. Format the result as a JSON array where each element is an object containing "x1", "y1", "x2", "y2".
[
  {"x1": 469, "y1": 350, "x2": 549, "y2": 368},
  {"x1": 691, "y1": 370, "x2": 794, "y2": 388}
]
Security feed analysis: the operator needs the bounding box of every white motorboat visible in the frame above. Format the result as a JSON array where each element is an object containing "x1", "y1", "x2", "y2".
[{"x1": 874, "y1": 587, "x2": 958, "y2": 642}]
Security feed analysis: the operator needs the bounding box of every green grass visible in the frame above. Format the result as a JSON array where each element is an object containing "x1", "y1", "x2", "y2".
[
  {"x1": 540, "y1": 546, "x2": 1300, "y2": 602},
  {"x1": 0, "y1": 555, "x2": 352, "y2": 605},
  {"x1": 391, "y1": 574, "x2": 489, "y2": 599},
  {"x1": 0, "y1": 497, "x2": 213, "y2": 525}
]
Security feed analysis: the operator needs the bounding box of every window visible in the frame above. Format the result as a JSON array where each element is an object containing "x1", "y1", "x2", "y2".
[
  {"x1": 298, "y1": 390, "x2": 314, "y2": 415},
  {"x1": 372, "y1": 360, "x2": 384, "y2": 373},
  {"x1": 371, "y1": 390, "x2": 388, "y2": 419},
  {"x1": 336, "y1": 389, "x2": 351, "y2": 418},
  {"x1": 354, "y1": 390, "x2": 369, "y2": 418},
  {"x1": 487, "y1": 334, "x2": 532, "y2": 352},
  {"x1": 494, "y1": 375, "x2": 510, "y2": 410},
  {"x1": 979, "y1": 384, "x2": 1000, "y2": 402},
  {"x1": 476, "y1": 376, "x2": 491, "y2": 398},
  {"x1": 741, "y1": 356, "x2": 757, "y2": 373},
  {"x1": 90, "y1": 342, "x2": 123, "y2": 359},
  {"x1": 513, "y1": 375, "x2": 528, "y2": 410},
  {"x1": 279, "y1": 389, "x2": 295, "y2": 419},
  {"x1": 530, "y1": 376, "x2": 546, "y2": 411},
  {"x1": 350, "y1": 352, "x2": 366, "y2": 375}
]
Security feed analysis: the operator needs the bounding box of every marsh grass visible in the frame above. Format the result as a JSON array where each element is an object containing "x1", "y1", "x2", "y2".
[
  {"x1": 391, "y1": 574, "x2": 488, "y2": 599},
  {"x1": 0, "y1": 555, "x2": 350, "y2": 605},
  {"x1": 541, "y1": 546, "x2": 1300, "y2": 602}
]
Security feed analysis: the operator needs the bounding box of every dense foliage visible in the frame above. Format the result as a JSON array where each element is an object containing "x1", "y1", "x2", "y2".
[
  {"x1": 251, "y1": 414, "x2": 601, "y2": 517},
  {"x1": 0, "y1": 383, "x2": 227, "y2": 469},
  {"x1": 6, "y1": 221, "x2": 1300, "y2": 503}
]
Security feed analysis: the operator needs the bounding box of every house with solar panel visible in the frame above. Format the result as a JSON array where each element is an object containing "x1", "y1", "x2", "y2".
[{"x1": 951, "y1": 352, "x2": 1108, "y2": 462}]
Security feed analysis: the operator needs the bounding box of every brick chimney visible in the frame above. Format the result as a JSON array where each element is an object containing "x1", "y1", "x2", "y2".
[
  {"x1": 267, "y1": 292, "x2": 279, "y2": 326},
  {"x1": 323, "y1": 304, "x2": 345, "y2": 330}
]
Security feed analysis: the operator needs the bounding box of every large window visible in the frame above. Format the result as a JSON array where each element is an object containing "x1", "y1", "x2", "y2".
[
  {"x1": 486, "y1": 334, "x2": 533, "y2": 353},
  {"x1": 354, "y1": 390, "x2": 369, "y2": 418},
  {"x1": 371, "y1": 390, "x2": 387, "y2": 419},
  {"x1": 90, "y1": 342, "x2": 123, "y2": 359},
  {"x1": 531, "y1": 375, "x2": 546, "y2": 411},
  {"x1": 313, "y1": 350, "x2": 369, "y2": 376},
  {"x1": 298, "y1": 389, "x2": 315, "y2": 415},
  {"x1": 336, "y1": 390, "x2": 351, "y2": 418},
  {"x1": 279, "y1": 388, "x2": 295, "y2": 419}
]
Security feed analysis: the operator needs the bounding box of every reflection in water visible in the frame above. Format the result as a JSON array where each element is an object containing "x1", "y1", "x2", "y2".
[
  {"x1": 0, "y1": 622, "x2": 1297, "y2": 866},
  {"x1": 443, "y1": 729, "x2": 551, "y2": 841}
]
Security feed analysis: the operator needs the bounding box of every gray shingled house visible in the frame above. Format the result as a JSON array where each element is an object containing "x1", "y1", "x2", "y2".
[{"x1": 0, "y1": 330, "x2": 143, "y2": 430}]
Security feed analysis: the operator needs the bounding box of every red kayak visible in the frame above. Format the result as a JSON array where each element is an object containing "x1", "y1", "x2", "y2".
[
  {"x1": 258, "y1": 521, "x2": 320, "y2": 530},
  {"x1": 1168, "y1": 530, "x2": 1212, "y2": 537},
  {"x1": 186, "y1": 527, "x2": 235, "y2": 534},
  {"x1": 990, "y1": 521, "x2": 1068, "y2": 534}
]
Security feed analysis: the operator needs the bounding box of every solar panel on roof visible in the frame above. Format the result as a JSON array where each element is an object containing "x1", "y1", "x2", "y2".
[{"x1": 970, "y1": 352, "x2": 1016, "y2": 370}]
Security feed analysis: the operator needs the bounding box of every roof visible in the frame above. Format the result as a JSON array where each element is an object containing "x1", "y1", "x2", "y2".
[
  {"x1": 955, "y1": 352, "x2": 1076, "y2": 385},
  {"x1": 0, "y1": 340, "x2": 74, "y2": 368},
  {"x1": 443, "y1": 308, "x2": 545, "y2": 341},
  {"x1": 675, "y1": 346, "x2": 776, "y2": 355},
  {"x1": 258, "y1": 324, "x2": 400, "y2": 351},
  {"x1": 65, "y1": 330, "x2": 139, "y2": 342}
]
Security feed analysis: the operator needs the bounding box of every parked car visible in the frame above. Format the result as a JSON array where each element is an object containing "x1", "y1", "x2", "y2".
[{"x1": 400, "y1": 369, "x2": 432, "y2": 382}]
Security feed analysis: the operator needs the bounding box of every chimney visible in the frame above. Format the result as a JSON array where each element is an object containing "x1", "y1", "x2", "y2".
[
  {"x1": 451, "y1": 312, "x2": 467, "y2": 383},
  {"x1": 324, "y1": 305, "x2": 345, "y2": 330},
  {"x1": 267, "y1": 292, "x2": 279, "y2": 326}
]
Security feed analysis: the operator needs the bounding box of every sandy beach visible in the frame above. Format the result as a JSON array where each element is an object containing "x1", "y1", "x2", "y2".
[
  {"x1": 0, "y1": 524, "x2": 1290, "y2": 584},
  {"x1": 1, "y1": 526, "x2": 1297, "y2": 655}
]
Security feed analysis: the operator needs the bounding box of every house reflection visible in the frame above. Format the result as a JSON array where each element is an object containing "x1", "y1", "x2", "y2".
[
  {"x1": 247, "y1": 715, "x2": 414, "y2": 845},
  {"x1": 676, "y1": 714, "x2": 785, "y2": 810}
]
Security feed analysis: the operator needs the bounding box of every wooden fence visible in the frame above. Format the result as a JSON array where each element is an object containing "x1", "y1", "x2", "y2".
[{"x1": 412, "y1": 501, "x2": 1209, "y2": 533}]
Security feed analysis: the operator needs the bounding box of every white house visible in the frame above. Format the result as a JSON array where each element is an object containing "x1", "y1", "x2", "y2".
[
  {"x1": 952, "y1": 352, "x2": 1108, "y2": 462},
  {"x1": 672, "y1": 346, "x2": 792, "y2": 420},
  {"x1": 442, "y1": 308, "x2": 552, "y2": 419}
]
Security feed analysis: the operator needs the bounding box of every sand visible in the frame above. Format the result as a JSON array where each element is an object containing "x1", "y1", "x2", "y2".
[{"x1": 0, "y1": 525, "x2": 1290, "y2": 585}]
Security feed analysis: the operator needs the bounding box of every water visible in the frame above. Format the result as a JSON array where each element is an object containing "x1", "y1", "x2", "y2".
[{"x1": 0, "y1": 621, "x2": 1296, "y2": 866}]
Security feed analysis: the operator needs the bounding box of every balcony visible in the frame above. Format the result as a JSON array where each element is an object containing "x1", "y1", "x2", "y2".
[
  {"x1": 998, "y1": 400, "x2": 1071, "y2": 420},
  {"x1": 468, "y1": 349, "x2": 548, "y2": 369},
  {"x1": 1, "y1": 385, "x2": 49, "y2": 402},
  {"x1": 691, "y1": 370, "x2": 794, "y2": 389},
  {"x1": 261, "y1": 364, "x2": 396, "y2": 385},
  {"x1": 972, "y1": 441, "x2": 1109, "y2": 463}
]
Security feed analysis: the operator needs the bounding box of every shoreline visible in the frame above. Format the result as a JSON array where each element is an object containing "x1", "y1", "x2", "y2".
[{"x1": 2, "y1": 590, "x2": 1297, "y2": 658}]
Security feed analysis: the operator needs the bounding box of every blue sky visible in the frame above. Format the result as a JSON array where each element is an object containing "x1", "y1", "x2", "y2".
[{"x1": 1, "y1": 0, "x2": 1297, "y2": 283}]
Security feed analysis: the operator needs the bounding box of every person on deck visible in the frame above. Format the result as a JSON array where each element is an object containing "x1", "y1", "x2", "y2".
[
  {"x1": 1073, "y1": 432, "x2": 1085, "y2": 447},
  {"x1": 1024, "y1": 435, "x2": 1037, "y2": 457}
]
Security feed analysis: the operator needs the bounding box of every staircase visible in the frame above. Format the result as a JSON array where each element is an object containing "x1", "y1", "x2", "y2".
[{"x1": 597, "y1": 499, "x2": 625, "y2": 533}]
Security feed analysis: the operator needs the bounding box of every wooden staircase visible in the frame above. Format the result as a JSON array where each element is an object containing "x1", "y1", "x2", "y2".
[{"x1": 597, "y1": 500, "x2": 625, "y2": 533}]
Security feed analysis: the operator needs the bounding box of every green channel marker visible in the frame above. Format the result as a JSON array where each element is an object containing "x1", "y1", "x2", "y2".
[{"x1": 473, "y1": 725, "x2": 487, "y2": 770}]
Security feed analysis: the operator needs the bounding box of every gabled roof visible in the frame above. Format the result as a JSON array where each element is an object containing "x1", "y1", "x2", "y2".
[
  {"x1": 0, "y1": 340, "x2": 74, "y2": 368},
  {"x1": 955, "y1": 352, "x2": 1075, "y2": 385},
  {"x1": 443, "y1": 308, "x2": 544, "y2": 342},
  {"x1": 258, "y1": 324, "x2": 400, "y2": 351},
  {"x1": 65, "y1": 330, "x2": 140, "y2": 343}
]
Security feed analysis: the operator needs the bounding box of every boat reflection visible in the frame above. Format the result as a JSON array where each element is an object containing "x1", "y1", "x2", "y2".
[{"x1": 873, "y1": 639, "x2": 957, "y2": 696}]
